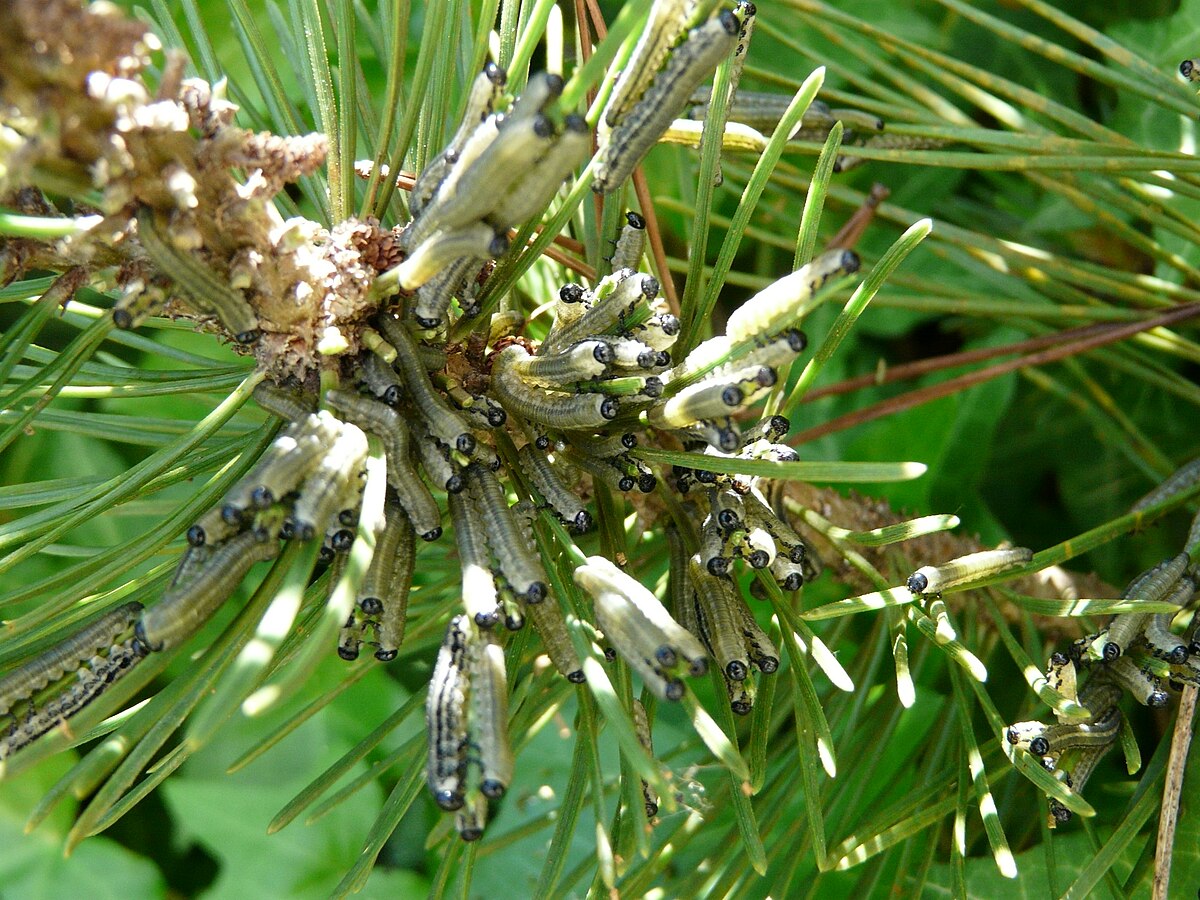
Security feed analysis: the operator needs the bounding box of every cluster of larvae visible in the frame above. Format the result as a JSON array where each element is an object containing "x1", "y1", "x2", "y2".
[
  {"x1": 1003, "y1": 468, "x2": 1200, "y2": 823},
  {"x1": 1, "y1": 1, "x2": 870, "y2": 843}
]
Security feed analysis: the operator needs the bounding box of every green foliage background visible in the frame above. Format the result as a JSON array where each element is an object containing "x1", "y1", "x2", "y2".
[{"x1": 2, "y1": 0, "x2": 1200, "y2": 896}]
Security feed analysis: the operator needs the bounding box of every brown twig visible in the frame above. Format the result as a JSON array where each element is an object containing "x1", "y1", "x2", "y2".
[
  {"x1": 1153, "y1": 684, "x2": 1197, "y2": 900},
  {"x1": 791, "y1": 302, "x2": 1200, "y2": 445},
  {"x1": 805, "y1": 317, "x2": 1153, "y2": 402}
]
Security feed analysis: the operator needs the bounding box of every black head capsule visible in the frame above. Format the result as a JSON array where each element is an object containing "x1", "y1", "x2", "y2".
[
  {"x1": 1050, "y1": 801, "x2": 1073, "y2": 824},
  {"x1": 504, "y1": 612, "x2": 524, "y2": 631},
  {"x1": 279, "y1": 519, "x2": 296, "y2": 540},
  {"x1": 603, "y1": 646, "x2": 618, "y2": 662},
  {"x1": 655, "y1": 645, "x2": 678, "y2": 668},
  {"x1": 318, "y1": 545, "x2": 336, "y2": 565},
  {"x1": 1029, "y1": 736, "x2": 1050, "y2": 757},
  {"x1": 455, "y1": 433, "x2": 477, "y2": 455},
  {"x1": 250, "y1": 486, "x2": 275, "y2": 509},
  {"x1": 488, "y1": 233, "x2": 511, "y2": 257},
  {"x1": 534, "y1": 434, "x2": 551, "y2": 450},
  {"x1": 234, "y1": 329, "x2": 261, "y2": 345},
  {"x1": 1182, "y1": 59, "x2": 1195, "y2": 78},
  {"x1": 636, "y1": 474, "x2": 656, "y2": 493},
  {"x1": 435, "y1": 790, "x2": 465, "y2": 812},
  {"x1": 717, "y1": 509, "x2": 740, "y2": 531},
  {"x1": 906, "y1": 572, "x2": 928, "y2": 594},
  {"x1": 755, "y1": 367, "x2": 777, "y2": 387},
  {"x1": 480, "y1": 778, "x2": 507, "y2": 800},
  {"x1": 485, "y1": 406, "x2": 507, "y2": 427},
  {"x1": 839, "y1": 249, "x2": 862, "y2": 275},
  {"x1": 696, "y1": 469, "x2": 717, "y2": 485},
  {"x1": 186, "y1": 524, "x2": 206, "y2": 547},
  {"x1": 618, "y1": 474, "x2": 637, "y2": 492},
  {"x1": 625, "y1": 211, "x2": 645, "y2": 229},
  {"x1": 726, "y1": 661, "x2": 749, "y2": 682},
  {"x1": 337, "y1": 644, "x2": 360, "y2": 661},
  {"x1": 1148, "y1": 690, "x2": 1169, "y2": 708},
  {"x1": 748, "y1": 550, "x2": 770, "y2": 569},
  {"x1": 637, "y1": 349, "x2": 659, "y2": 369},
  {"x1": 525, "y1": 581, "x2": 548, "y2": 604},
  {"x1": 593, "y1": 343, "x2": 614, "y2": 365},
  {"x1": 654, "y1": 351, "x2": 671, "y2": 367},
  {"x1": 717, "y1": 428, "x2": 740, "y2": 453},
  {"x1": 375, "y1": 648, "x2": 398, "y2": 662},
  {"x1": 731, "y1": 698, "x2": 752, "y2": 716},
  {"x1": 475, "y1": 609, "x2": 501, "y2": 629},
  {"x1": 331, "y1": 529, "x2": 355, "y2": 551},
  {"x1": 620, "y1": 433, "x2": 638, "y2": 449},
  {"x1": 784, "y1": 329, "x2": 807, "y2": 352},
  {"x1": 559, "y1": 283, "x2": 585, "y2": 303},
  {"x1": 360, "y1": 597, "x2": 384, "y2": 616},
  {"x1": 567, "y1": 669, "x2": 586, "y2": 683},
  {"x1": 660, "y1": 315, "x2": 681, "y2": 336},
  {"x1": 721, "y1": 385, "x2": 744, "y2": 407},
  {"x1": 600, "y1": 397, "x2": 620, "y2": 420},
  {"x1": 1102, "y1": 641, "x2": 1121, "y2": 661},
  {"x1": 485, "y1": 61, "x2": 506, "y2": 86},
  {"x1": 572, "y1": 510, "x2": 594, "y2": 533},
  {"x1": 707, "y1": 556, "x2": 728, "y2": 577},
  {"x1": 1190, "y1": 640, "x2": 1200, "y2": 657},
  {"x1": 638, "y1": 376, "x2": 667, "y2": 398},
  {"x1": 338, "y1": 508, "x2": 358, "y2": 527},
  {"x1": 421, "y1": 526, "x2": 443, "y2": 542},
  {"x1": 1050, "y1": 651, "x2": 1069, "y2": 667},
  {"x1": 1167, "y1": 645, "x2": 1189, "y2": 666},
  {"x1": 781, "y1": 573, "x2": 803, "y2": 591},
  {"x1": 663, "y1": 679, "x2": 685, "y2": 701},
  {"x1": 112, "y1": 308, "x2": 134, "y2": 329},
  {"x1": 446, "y1": 474, "x2": 465, "y2": 494},
  {"x1": 221, "y1": 504, "x2": 245, "y2": 526},
  {"x1": 757, "y1": 655, "x2": 780, "y2": 674}
]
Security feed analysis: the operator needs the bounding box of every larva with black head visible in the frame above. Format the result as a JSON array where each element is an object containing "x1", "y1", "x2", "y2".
[
  {"x1": 905, "y1": 547, "x2": 1033, "y2": 598},
  {"x1": 517, "y1": 444, "x2": 592, "y2": 534},
  {"x1": 603, "y1": 0, "x2": 697, "y2": 129},
  {"x1": 270, "y1": 420, "x2": 363, "y2": 542},
  {"x1": 0, "y1": 601, "x2": 144, "y2": 718},
  {"x1": 594, "y1": 11, "x2": 741, "y2": 195},
  {"x1": 465, "y1": 463, "x2": 548, "y2": 604},
  {"x1": 448, "y1": 488, "x2": 503, "y2": 630},
  {"x1": 407, "y1": 114, "x2": 557, "y2": 254},
  {"x1": 688, "y1": 558, "x2": 750, "y2": 683},
  {"x1": 491, "y1": 346, "x2": 620, "y2": 430},
  {"x1": 136, "y1": 530, "x2": 280, "y2": 653},
  {"x1": 724, "y1": 248, "x2": 860, "y2": 345},
  {"x1": 541, "y1": 271, "x2": 661, "y2": 354},
  {"x1": 608, "y1": 211, "x2": 647, "y2": 273},
  {"x1": 374, "y1": 505, "x2": 416, "y2": 662},
  {"x1": 487, "y1": 115, "x2": 591, "y2": 229},
  {"x1": 358, "y1": 351, "x2": 405, "y2": 406},
  {"x1": 1099, "y1": 552, "x2": 1190, "y2": 660},
  {"x1": 325, "y1": 389, "x2": 443, "y2": 541},
  {"x1": 426, "y1": 615, "x2": 472, "y2": 812},
  {"x1": 0, "y1": 636, "x2": 146, "y2": 761},
  {"x1": 471, "y1": 636, "x2": 514, "y2": 800},
  {"x1": 376, "y1": 313, "x2": 477, "y2": 455}
]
